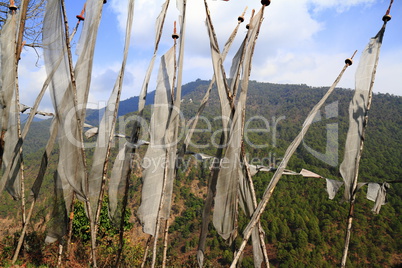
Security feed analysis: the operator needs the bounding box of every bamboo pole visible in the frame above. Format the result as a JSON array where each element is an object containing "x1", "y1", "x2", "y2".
[
  {"x1": 115, "y1": 1, "x2": 171, "y2": 266},
  {"x1": 235, "y1": 6, "x2": 268, "y2": 265},
  {"x1": 0, "y1": 0, "x2": 27, "y2": 166},
  {"x1": 92, "y1": 0, "x2": 134, "y2": 252},
  {"x1": 141, "y1": 236, "x2": 152, "y2": 268},
  {"x1": 150, "y1": 17, "x2": 181, "y2": 267},
  {"x1": 56, "y1": 244, "x2": 63, "y2": 267},
  {"x1": 12, "y1": 196, "x2": 34, "y2": 264},
  {"x1": 197, "y1": 2, "x2": 247, "y2": 266},
  {"x1": 153, "y1": 2, "x2": 187, "y2": 266},
  {"x1": 340, "y1": 6, "x2": 392, "y2": 265},
  {"x1": 11, "y1": 18, "x2": 82, "y2": 266},
  {"x1": 242, "y1": 149, "x2": 270, "y2": 267},
  {"x1": 340, "y1": 27, "x2": 387, "y2": 268},
  {"x1": 200, "y1": 2, "x2": 267, "y2": 266},
  {"x1": 231, "y1": 53, "x2": 355, "y2": 268},
  {"x1": 9, "y1": 0, "x2": 29, "y2": 263},
  {"x1": 114, "y1": 164, "x2": 131, "y2": 266},
  {"x1": 65, "y1": 195, "x2": 75, "y2": 255},
  {"x1": 340, "y1": 68, "x2": 374, "y2": 268},
  {"x1": 181, "y1": 6, "x2": 246, "y2": 156},
  {"x1": 151, "y1": 150, "x2": 173, "y2": 267},
  {"x1": 15, "y1": 0, "x2": 29, "y2": 229},
  {"x1": 12, "y1": 119, "x2": 58, "y2": 264},
  {"x1": 15, "y1": 77, "x2": 26, "y2": 256},
  {"x1": 60, "y1": 1, "x2": 97, "y2": 266},
  {"x1": 70, "y1": 4, "x2": 86, "y2": 38},
  {"x1": 15, "y1": 0, "x2": 29, "y2": 61},
  {"x1": 161, "y1": 219, "x2": 170, "y2": 268},
  {"x1": 151, "y1": 163, "x2": 169, "y2": 268}
]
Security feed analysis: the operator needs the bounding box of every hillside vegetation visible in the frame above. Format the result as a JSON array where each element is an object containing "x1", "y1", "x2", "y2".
[{"x1": 1, "y1": 80, "x2": 401, "y2": 267}]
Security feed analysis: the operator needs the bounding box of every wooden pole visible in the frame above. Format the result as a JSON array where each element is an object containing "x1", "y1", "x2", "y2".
[
  {"x1": 151, "y1": 162, "x2": 170, "y2": 268},
  {"x1": 60, "y1": 1, "x2": 96, "y2": 266},
  {"x1": 242, "y1": 149, "x2": 270, "y2": 267},
  {"x1": 65, "y1": 194, "x2": 76, "y2": 255},
  {"x1": 10, "y1": 0, "x2": 30, "y2": 263},
  {"x1": 231, "y1": 53, "x2": 354, "y2": 267},
  {"x1": 340, "y1": 29, "x2": 384, "y2": 267},
  {"x1": 161, "y1": 219, "x2": 170, "y2": 268},
  {"x1": 12, "y1": 197, "x2": 35, "y2": 264},
  {"x1": 141, "y1": 236, "x2": 152, "y2": 268},
  {"x1": 150, "y1": 19, "x2": 180, "y2": 267},
  {"x1": 11, "y1": 0, "x2": 85, "y2": 264},
  {"x1": 197, "y1": 2, "x2": 241, "y2": 265},
  {"x1": 15, "y1": 0, "x2": 28, "y2": 61},
  {"x1": 114, "y1": 165, "x2": 131, "y2": 267}
]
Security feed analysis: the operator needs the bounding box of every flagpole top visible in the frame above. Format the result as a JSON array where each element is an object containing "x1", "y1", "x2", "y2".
[
  {"x1": 345, "y1": 58, "x2": 353, "y2": 66},
  {"x1": 76, "y1": 4, "x2": 86, "y2": 21},
  {"x1": 261, "y1": 0, "x2": 271, "y2": 6},
  {"x1": 382, "y1": 14, "x2": 391, "y2": 22},
  {"x1": 8, "y1": 0, "x2": 17, "y2": 11},
  {"x1": 345, "y1": 50, "x2": 357, "y2": 66},
  {"x1": 246, "y1": 9, "x2": 255, "y2": 29},
  {"x1": 76, "y1": 15, "x2": 85, "y2": 21},
  {"x1": 172, "y1": 21, "x2": 179, "y2": 40},
  {"x1": 238, "y1": 6, "x2": 247, "y2": 23}
]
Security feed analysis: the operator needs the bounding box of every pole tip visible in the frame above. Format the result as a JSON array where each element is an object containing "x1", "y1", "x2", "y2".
[
  {"x1": 382, "y1": 14, "x2": 391, "y2": 22},
  {"x1": 8, "y1": 0, "x2": 17, "y2": 11},
  {"x1": 261, "y1": 0, "x2": 271, "y2": 6},
  {"x1": 172, "y1": 21, "x2": 179, "y2": 40}
]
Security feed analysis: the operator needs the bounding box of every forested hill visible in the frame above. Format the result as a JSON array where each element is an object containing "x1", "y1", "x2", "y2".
[
  {"x1": 186, "y1": 79, "x2": 402, "y2": 180},
  {"x1": 172, "y1": 80, "x2": 402, "y2": 267},
  {"x1": 1, "y1": 80, "x2": 401, "y2": 267}
]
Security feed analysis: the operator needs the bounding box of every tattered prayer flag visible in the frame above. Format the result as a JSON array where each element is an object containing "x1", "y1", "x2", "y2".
[
  {"x1": 326, "y1": 179, "x2": 344, "y2": 200},
  {"x1": 42, "y1": 0, "x2": 86, "y2": 242},
  {"x1": 88, "y1": 0, "x2": 134, "y2": 221},
  {"x1": 213, "y1": 7, "x2": 264, "y2": 243},
  {"x1": 74, "y1": 0, "x2": 104, "y2": 123},
  {"x1": 367, "y1": 182, "x2": 389, "y2": 214},
  {"x1": 339, "y1": 27, "x2": 385, "y2": 201},
  {"x1": 0, "y1": 8, "x2": 21, "y2": 199},
  {"x1": 137, "y1": 46, "x2": 175, "y2": 236},
  {"x1": 108, "y1": 1, "x2": 170, "y2": 223},
  {"x1": 300, "y1": 168, "x2": 323, "y2": 178}
]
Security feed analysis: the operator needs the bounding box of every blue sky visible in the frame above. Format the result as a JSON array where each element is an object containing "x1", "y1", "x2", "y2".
[{"x1": 18, "y1": 0, "x2": 402, "y2": 113}]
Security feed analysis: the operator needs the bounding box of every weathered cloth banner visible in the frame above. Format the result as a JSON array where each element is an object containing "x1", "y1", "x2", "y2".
[
  {"x1": 339, "y1": 27, "x2": 385, "y2": 201},
  {"x1": 0, "y1": 8, "x2": 21, "y2": 199},
  {"x1": 137, "y1": 46, "x2": 175, "y2": 236}
]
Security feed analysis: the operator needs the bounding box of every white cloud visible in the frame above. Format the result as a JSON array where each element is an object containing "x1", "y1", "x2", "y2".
[
  {"x1": 12, "y1": 0, "x2": 402, "y2": 117},
  {"x1": 18, "y1": 49, "x2": 54, "y2": 113},
  {"x1": 107, "y1": 0, "x2": 331, "y2": 93},
  {"x1": 373, "y1": 47, "x2": 402, "y2": 96}
]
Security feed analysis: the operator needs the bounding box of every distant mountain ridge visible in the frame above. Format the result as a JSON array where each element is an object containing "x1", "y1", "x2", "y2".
[
  {"x1": 84, "y1": 79, "x2": 212, "y2": 125},
  {"x1": 23, "y1": 79, "x2": 402, "y2": 163}
]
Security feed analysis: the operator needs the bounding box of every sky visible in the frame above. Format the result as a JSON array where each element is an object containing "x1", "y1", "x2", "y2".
[{"x1": 17, "y1": 0, "x2": 402, "y2": 113}]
